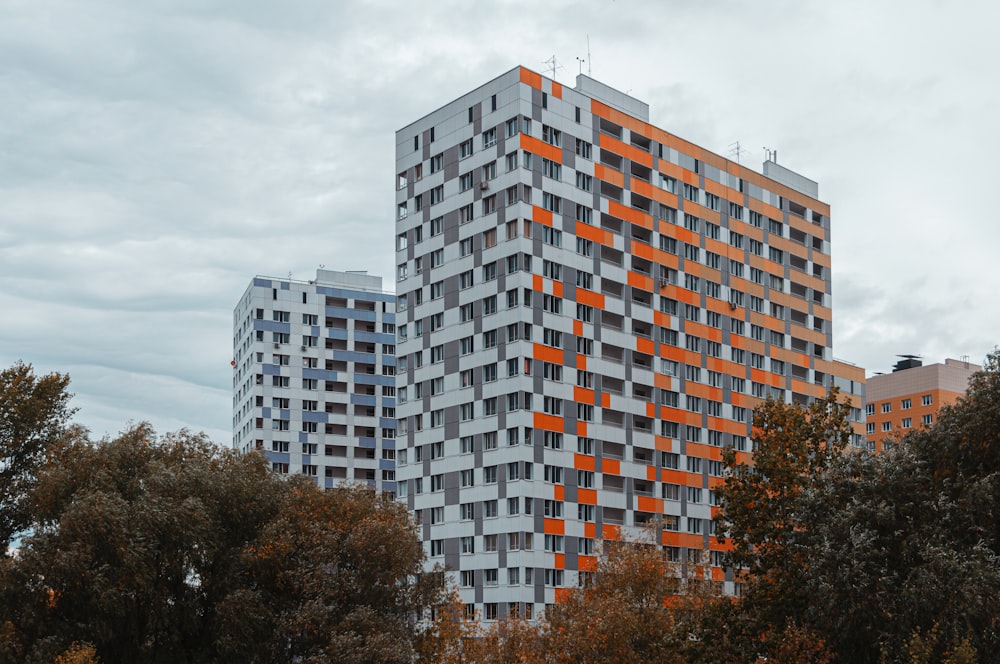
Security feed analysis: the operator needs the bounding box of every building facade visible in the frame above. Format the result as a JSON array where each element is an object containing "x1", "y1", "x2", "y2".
[
  {"x1": 866, "y1": 356, "x2": 980, "y2": 451},
  {"x1": 232, "y1": 269, "x2": 398, "y2": 492},
  {"x1": 394, "y1": 66, "x2": 865, "y2": 619}
]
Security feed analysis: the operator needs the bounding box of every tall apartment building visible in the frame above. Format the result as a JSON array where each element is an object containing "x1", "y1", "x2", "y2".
[
  {"x1": 394, "y1": 66, "x2": 865, "y2": 619},
  {"x1": 866, "y1": 356, "x2": 980, "y2": 451},
  {"x1": 232, "y1": 269, "x2": 398, "y2": 492}
]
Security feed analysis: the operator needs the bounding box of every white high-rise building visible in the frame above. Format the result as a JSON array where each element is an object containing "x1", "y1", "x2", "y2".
[
  {"x1": 232, "y1": 269, "x2": 398, "y2": 493},
  {"x1": 393, "y1": 67, "x2": 865, "y2": 620}
]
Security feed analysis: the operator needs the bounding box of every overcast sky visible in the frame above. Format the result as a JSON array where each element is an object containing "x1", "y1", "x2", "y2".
[{"x1": 2, "y1": 0, "x2": 997, "y2": 443}]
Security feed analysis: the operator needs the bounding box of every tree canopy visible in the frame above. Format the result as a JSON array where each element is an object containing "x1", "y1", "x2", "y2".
[
  {"x1": 0, "y1": 423, "x2": 442, "y2": 663},
  {"x1": 0, "y1": 361, "x2": 74, "y2": 550},
  {"x1": 3, "y1": 354, "x2": 999, "y2": 663}
]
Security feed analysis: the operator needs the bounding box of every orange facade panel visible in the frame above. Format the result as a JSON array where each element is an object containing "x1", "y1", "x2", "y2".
[
  {"x1": 631, "y1": 238, "x2": 656, "y2": 262},
  {"x1": 636, "y1": 496, "x2": 664, "y2": 514},
  {"x1": 684, "y1": 381, "x2": 722, "y2": 401},
  {"x1": 597, "y1": 132, "x2": 654, "y2": 168},
  {"x1": 685, "y1": 441, "x2": 722, "y2": 461},
  {"x1": 531, "y1": 205, "x2": 553, "y2": 227},
  {"x1": 533, "y1": 412, "x2": 564, "y2": 432},
  {"x1": 628, "y1": 270, "x2": 655, "y2": 293},
  {"x1": 575, "y1": 288, "x2": 606, "y2": 309},
  {"x1": 575, "y1": 220, "x2": 615, "y2": 247},
  {"x1": 533, "y1": 342, "x2": 564, "y2": 365},
  {"x1": 573, "y1": 386, "x2": 597, "y2": 407},
  {"x1": 578, "y1": 488, "x2": 597, "y2": 505},
  {"x1": 544, "y1": 518, "x2": 565, "y2": 535},
  {"x1": 519, "y1": 67, "x2": 543, "y2": 89},
  {"x1": 661, "y1": 468, "x2": 700, "y2": 487},
  {"x1": 609, "y1": 199, "x2": 654, "y2": 230},
  {"x1": 602, "y1": 524, "x2": 622, "y2": 541},
  {"x1": 593, "y1": 163, "x2": 625, "y2": 188},
  {"x1": 684, "y1": 320, "x2": 723, "y2": 343},
  {"x1": 520, "y1": 133, "x2": 562, "y2": 163},
  {"x1": 602, "y1": 458, "x2": 621, "y2": 475},
  {"x1": 574, "y1": 453, "x2": 596, "y2": 472},
  {"x1": 551, "y1": 80, "x2": 562, "y2": 99}
]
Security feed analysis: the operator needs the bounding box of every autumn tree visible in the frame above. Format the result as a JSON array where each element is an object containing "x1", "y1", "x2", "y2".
[
  {"x1": 0, "y1": 361, "x2": 74, "y2": 550},
  {"x1": 247, "y1": 479, "x2": 442, "y2": 663},
  {"x1": 0, "y1": 422, "x2": 441, "y2": 664},
  {"x1": 711, "y1": 353, "x2": 1000, "y2": 662}
]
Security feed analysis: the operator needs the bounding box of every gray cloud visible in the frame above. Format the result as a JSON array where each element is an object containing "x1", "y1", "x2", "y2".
[{"x1": 1, "y1": 0, "x2": 997, "y2": 442}]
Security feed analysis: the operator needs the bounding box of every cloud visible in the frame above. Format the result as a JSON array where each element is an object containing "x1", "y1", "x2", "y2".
[{"x1": 0, "y1": 0, "x2": 997, "y2": 441}]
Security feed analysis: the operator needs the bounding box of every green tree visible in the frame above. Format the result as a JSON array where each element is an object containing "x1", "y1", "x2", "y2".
[{"x1": 0, "y1": 361, "x2": 74, "y2": 550}]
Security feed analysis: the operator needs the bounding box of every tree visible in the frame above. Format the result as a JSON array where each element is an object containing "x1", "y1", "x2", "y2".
[
  {"x1": 711, "y1": 354, "x2": 1000, "y2": 662},
  {"x1": 0, "y1": 423, "x2": 440, "y2": 663},
  {"x1": 0, "y1": 361, "x2": 74, "y2": 550},
  {"x1": 247, "y1": 479, "x2": 442, "y2": 663},
  {"x1": 544, "y1": 532, "x2": 689, "y2": 664}
]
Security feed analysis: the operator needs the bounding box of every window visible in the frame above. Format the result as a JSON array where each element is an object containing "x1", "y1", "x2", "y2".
[
  {"x1": 482, "y1": 128, "x2": 496, "y2": 148},
  {"x1": 482, "y1": 261, "x2": 497, "y2": 281},
  {"x1": 704, "y1": 192, "x2": 720, "y2": 211},
  {"x1": 902, "y1": 398, "x2": 912, "y2": 409},
  {"x1": 542, "y1": 294, "x2": 562, "y2": 314},
  {"x1": 544, "y1": 500, "x2": 563, "y2": 518},
  {"x1": 543, "y1": 328, "x2": 562, "y2": 347},
  {"x1": 484, "y1": 500, "x2": 498, "y2": 518},
  {"x1": 542, "y1": 125, "x2": 561, "y2": 146},
  {"x1": 922, "y1": 394, "x2": 933, "y2": 406},
  {"x1": 543, "y1": 159, "x2": 561, "y2": 180},
  {"x1": 923, "y1": 414, "x2": 933, "y2": 425},
  {"x1": 542, "y1": 192, "x2": 562, "y2": 214},
  {"x1": 882, "y1": 402, "x2": 892, "y2": 413},
  {"x1": 575, "y1": 172, "x2": 593, "y2": 191},
  {"x1": 483, "y1": 397, "x2": 498, "y2": 416},
  {"x1": 575, "y1": 138, "x2": 592, "y2": 159},
  {"x1": 543, "y1": 397, "x2": 563, "y2": 416},
  {"x1": 543, "y1": 226, "x2": 562, "y2": 246},
  {"x1": 430, "y1": 281, "x2": 443, "y2": 299},
  {"x1": 460, "y1": 172, "x2": 473, "y2": 191},
  {"x1": 576, "y1": 237, "x2": 593, "y2": 256}
]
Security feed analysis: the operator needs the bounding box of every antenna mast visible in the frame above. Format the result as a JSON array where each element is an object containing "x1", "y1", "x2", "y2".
[
  {"x1": 587, "y1": 35, "x2": 592, "y2": 75},
  {"x1": 543, "y1": 55, "x2": 564, "y2": 80},
  {"x1": 728, "y1": 141, "x2": 747, "y2": 165}
]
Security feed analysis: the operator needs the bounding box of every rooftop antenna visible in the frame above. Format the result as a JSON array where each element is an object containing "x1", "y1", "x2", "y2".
[
  {"x1": 763, "y1": 147, "x2": 773, "y2": 162},
  {"x1": 576, "y1": 56, "x2": 585, "y2": 75},
  {"x1": 728, "y1": 141, "x2": 747, "y2": 164},
  {"x1": 543, "y1": 55, "x2": 564, "y2": 80},
  {"x1": 587, "y1": 35, "x2": 592, "y2": 76}
]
